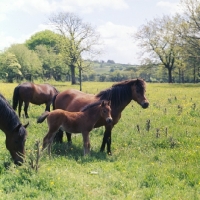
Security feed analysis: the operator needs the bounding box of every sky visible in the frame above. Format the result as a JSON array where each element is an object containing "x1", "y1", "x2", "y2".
[{"x1": 0, "y1": 0, "x2": 181, "y2": 64}]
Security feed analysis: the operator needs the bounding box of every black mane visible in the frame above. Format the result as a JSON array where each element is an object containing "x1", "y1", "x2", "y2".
[
  {"x1": 0, "y1": 93, "x2": 20, "y2": 132},
  {"x1": 96, "y1": 79, "x2": 146, "y2": 106}
]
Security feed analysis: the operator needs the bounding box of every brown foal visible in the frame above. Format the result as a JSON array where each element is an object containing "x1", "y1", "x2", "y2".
[{"x1": 37, "y1": 100, "x2": 112, "y2": 155}]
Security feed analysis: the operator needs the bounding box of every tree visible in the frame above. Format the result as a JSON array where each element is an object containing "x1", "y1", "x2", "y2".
[
  {"x1": 0, "y1": 52, "x2": 22, "y2": 82},
  {"x1": 134, "y1": 15, "x2": 182, "y2": 83},
  {"x1": 7, "y1": 44, "x2": 42, "y2": 80},
  {"x1": 176, "y1": 0, "x2": 200, "y2": 82},
  {"x1": 49, "y1": 12, "x2": 100, "y2": 84},
  {"x1": 26, "y1": 30, "x2": 60, "y2": 52}
]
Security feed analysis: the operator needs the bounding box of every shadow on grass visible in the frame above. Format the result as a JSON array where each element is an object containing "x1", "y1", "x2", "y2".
[{"x1": 48, "y1": 142, "x2": 117, "y2": 163}]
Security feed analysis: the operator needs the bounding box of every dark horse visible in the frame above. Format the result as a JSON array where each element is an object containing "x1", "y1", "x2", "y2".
[
  {"x1": 12, "y1": 82, "x2": 59, "y2": 118},
  {"x1": 37, "y1": 100, "x2": 112, "y2": 155},
  {"x1": 0, "y1": 93, "x2": 29, "y2": 165},
  {"x1": 53, "y1": 78, "x2": 149, "y2": 155}
]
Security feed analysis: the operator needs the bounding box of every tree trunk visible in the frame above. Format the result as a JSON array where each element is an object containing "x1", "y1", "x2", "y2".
[
  {"x1": 181, "y1": 70, "x2": 184, "y2": 83},
  {"x1": 193, "y1": 63, "x2": 196, "y2": 83},
  {"x1": 70, "y1": 65, "x2": 76, "y2": 84},
  {"x1": 167, "y1": 67, "x2": 173, "y2": 83},
  {"x1": 79, "y1": 68, "x2": 82, "y2": 91}
]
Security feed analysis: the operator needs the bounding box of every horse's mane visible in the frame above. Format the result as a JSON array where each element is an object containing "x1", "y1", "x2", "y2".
[
  {"x1": 80, "y1": 100, "x2": 104, "y2": 112},
  {"x1": 0, "y1": 93, "x2": 20, "y2": 132},
  {"x1": 96, "y1": 79, "x2": 146, "y2": 106}
]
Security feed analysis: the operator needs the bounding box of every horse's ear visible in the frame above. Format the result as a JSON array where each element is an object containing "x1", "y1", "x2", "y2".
[
  {"x1": 101, "y1": 100, "x2": 105, "y2": 106},
  {"x1": 13, "y1": 124, "x2": 22, "y2": 132},
  {"x1": 108, "y1": 100, "x2": 111, "y2": 106},
  {"x1": 23, "y1": 122, "x2": 29, "y2": 128}
]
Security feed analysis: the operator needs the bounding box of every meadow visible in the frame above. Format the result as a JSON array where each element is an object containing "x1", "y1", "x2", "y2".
[{"x1": 0, "y1": 81, "x2": 200, "y2": 200}]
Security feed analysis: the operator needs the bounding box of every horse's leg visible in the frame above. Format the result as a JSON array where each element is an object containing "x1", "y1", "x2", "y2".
[
  {"x1": 18, "y1": 99, "x2": 23, "y2": 117},
  {"x1": 66, "y1": 132, "x2": 72, "y2": 144},
  {"x1": 100, "y1": 125, "x2": 113, "y2": 155},
  {"x1": 82, "y1": 132, "x2": 90, "y2": 155},
  {"x1": 24, "y1": 101, "x2": 29, "y2": 118},
  {"x1": 53, "y1": 129, "x2": 64, "y2": 143},
  {"x1": 45, "y1": 102, "x2": 51, "y2": 112}
]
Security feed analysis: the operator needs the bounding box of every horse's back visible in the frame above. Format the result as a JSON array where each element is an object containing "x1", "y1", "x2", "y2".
[
  {"x1": 19, "y1": 82, "x2": 57, "y2": 104},
  {"x1": 18, "y1": 82, "x2": 34, "y2": 100},
  {"x1": 54, "y1": 89, "x2": 97, "y2": 111}
]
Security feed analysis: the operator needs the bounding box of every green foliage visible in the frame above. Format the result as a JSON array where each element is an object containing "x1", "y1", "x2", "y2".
[
  {"x1": 7, "y1": 44, "x2": 42, "y2": 80},
  {"x1": 0, "y1": 52, "x2": 22, "y2": 82},
  {"x1": 25, "y1": 30, "x2": 60, "y2": 51}
]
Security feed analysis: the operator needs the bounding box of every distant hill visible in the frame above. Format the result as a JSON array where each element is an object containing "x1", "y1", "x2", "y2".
[{"x1": 86, "y1": 60, "x2": 139, "y2": 75}]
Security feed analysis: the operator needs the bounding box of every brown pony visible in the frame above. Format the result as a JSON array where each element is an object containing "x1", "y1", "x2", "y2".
[
  {"x1": 37, "y1": 100, "x2": 112, "y2": 155},
  {"x1": 12, "y1": 82, "x2": 59, "y2": 118},
  {"x1": 0, "y1": 93, "x2": 29, "y2": 165},
  {"x1": 53, "y1": 78, "x2": 149, "y2": 155}
]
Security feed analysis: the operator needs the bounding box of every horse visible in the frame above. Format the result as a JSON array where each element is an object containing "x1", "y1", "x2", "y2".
[
  {"x1": 0, "y1": 93, "x2": 29, "y2": 165},
  {"x1": 12, "y1": 82, "x2": 59, "y2": 118},
  {"x1": 37, "y1": 100, "x2": 112, "y2": 155},
  {"x1": 52, "y1": 78, "x2": 149, "y2": 155}
]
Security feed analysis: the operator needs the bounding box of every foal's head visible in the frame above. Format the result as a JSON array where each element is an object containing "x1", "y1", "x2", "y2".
[{"x1": 100, "y1": 101, "x2": 113, "y2": 124}]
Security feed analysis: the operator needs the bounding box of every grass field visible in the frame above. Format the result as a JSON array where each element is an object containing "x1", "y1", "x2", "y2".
[{"x1": 0, "y1": 81, "x2": 200, "y2": 200}]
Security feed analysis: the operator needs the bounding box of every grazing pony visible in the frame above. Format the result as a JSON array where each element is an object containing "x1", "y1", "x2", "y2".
[
  {"x1": 37, "y1": 100, "x2": 112, "y2": 155},
  {"x1": 53, "y1": 78, "x2": 149, "y2": 155},
  {"x1": 0, "y1": 93, "x2": 29, "y2": 165},
  {"x1": 13, "y1": 82, "x2": 59, "y2": 118}
]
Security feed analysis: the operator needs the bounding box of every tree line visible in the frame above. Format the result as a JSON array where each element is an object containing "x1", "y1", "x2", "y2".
[{"x1": 1, "y1": 0, "x2": 200, "y2": 84}]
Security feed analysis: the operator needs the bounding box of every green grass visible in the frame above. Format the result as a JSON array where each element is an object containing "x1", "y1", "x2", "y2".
[{"x1": 0, "y1": 82, "x2": 200, "y2": 199}]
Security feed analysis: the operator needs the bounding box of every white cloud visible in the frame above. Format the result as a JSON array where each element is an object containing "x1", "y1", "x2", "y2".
[
  {"x1": 0, "y1": 0, "x2": 128, "y2": 16},
  {"x1": 97, "y1": 22, "x2": 138, "y2": 64},
  {"x1": 0, "y1": 32, "x2": 19, "y2": 51},
  {"x1": 0, "y1": 23, "x2": 52, "y2": 51},
  {"x1": 157, "y1": 1, "x2": 182, "y2": 14}
]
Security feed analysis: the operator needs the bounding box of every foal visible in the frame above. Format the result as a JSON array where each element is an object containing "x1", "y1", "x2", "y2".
[{"x1": 37, "y1": 100, "x2": 112, "y2": 155}]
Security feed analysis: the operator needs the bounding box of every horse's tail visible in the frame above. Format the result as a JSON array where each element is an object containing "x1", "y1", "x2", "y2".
[
  {"x1": 52, "y1": 94, "x2": 58, "y2": 110},
  {"x1": 37, "y1": 111, "x2": 50, "y2": 123},
  {"x1": 12, "y1": 85, "x2": 20, "y2": 110}
]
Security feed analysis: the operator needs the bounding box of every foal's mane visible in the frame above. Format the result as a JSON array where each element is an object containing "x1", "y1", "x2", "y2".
[
  {"x1": 80, "y1": 100, "x2": 104, "y2": 112},
  {"x1": 96, "y1": 79, "x2": 146, "y2": 106}
]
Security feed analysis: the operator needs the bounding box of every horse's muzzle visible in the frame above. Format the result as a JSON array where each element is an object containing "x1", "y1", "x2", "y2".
[
  {"x1": 141, "y1": 101, "x2": 149, "y2": 109},
  {"x1": 106, "y1": 117, "x2": 113, "y2": 124}
]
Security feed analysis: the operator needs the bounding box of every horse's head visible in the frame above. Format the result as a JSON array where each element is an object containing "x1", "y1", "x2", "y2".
[
  {"x1": 131, "y1": 79, "x2": 149, "y2": 109},
  {"x1": 100, "y1": 101, "x2": 113, "y2": 124},
  {"x1": 6, "y1": 122, "x2": 29, "y2": 165}
]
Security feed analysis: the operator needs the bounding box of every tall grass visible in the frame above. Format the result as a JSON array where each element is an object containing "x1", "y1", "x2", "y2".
[{"x1": 0, "y1": 81, "x2": 199, "y2": 199}]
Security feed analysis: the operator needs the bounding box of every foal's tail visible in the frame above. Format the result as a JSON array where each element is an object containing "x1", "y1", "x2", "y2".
[
  {"x1": 12, "y1": 85, "x2": 20, "y2": 110},
  {"x1": 37, "y1": 111, "x2": 50, "y2": 123}
]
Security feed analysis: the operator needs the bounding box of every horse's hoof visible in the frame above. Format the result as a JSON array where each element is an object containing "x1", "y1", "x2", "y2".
[{"x1": 107, "y1": 152, "x2": 112, "y2": 156}]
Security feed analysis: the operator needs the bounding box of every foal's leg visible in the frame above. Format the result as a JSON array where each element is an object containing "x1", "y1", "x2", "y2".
[
  {"x1": 82, "y1": 132, "x2": 90, "y2": 155},
  {"x1": 43, "y1": 130, "x2": 57, "y2": 156},
  {"x1": 24, "y1": 101, "x2": 29, "y2": 118}
]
